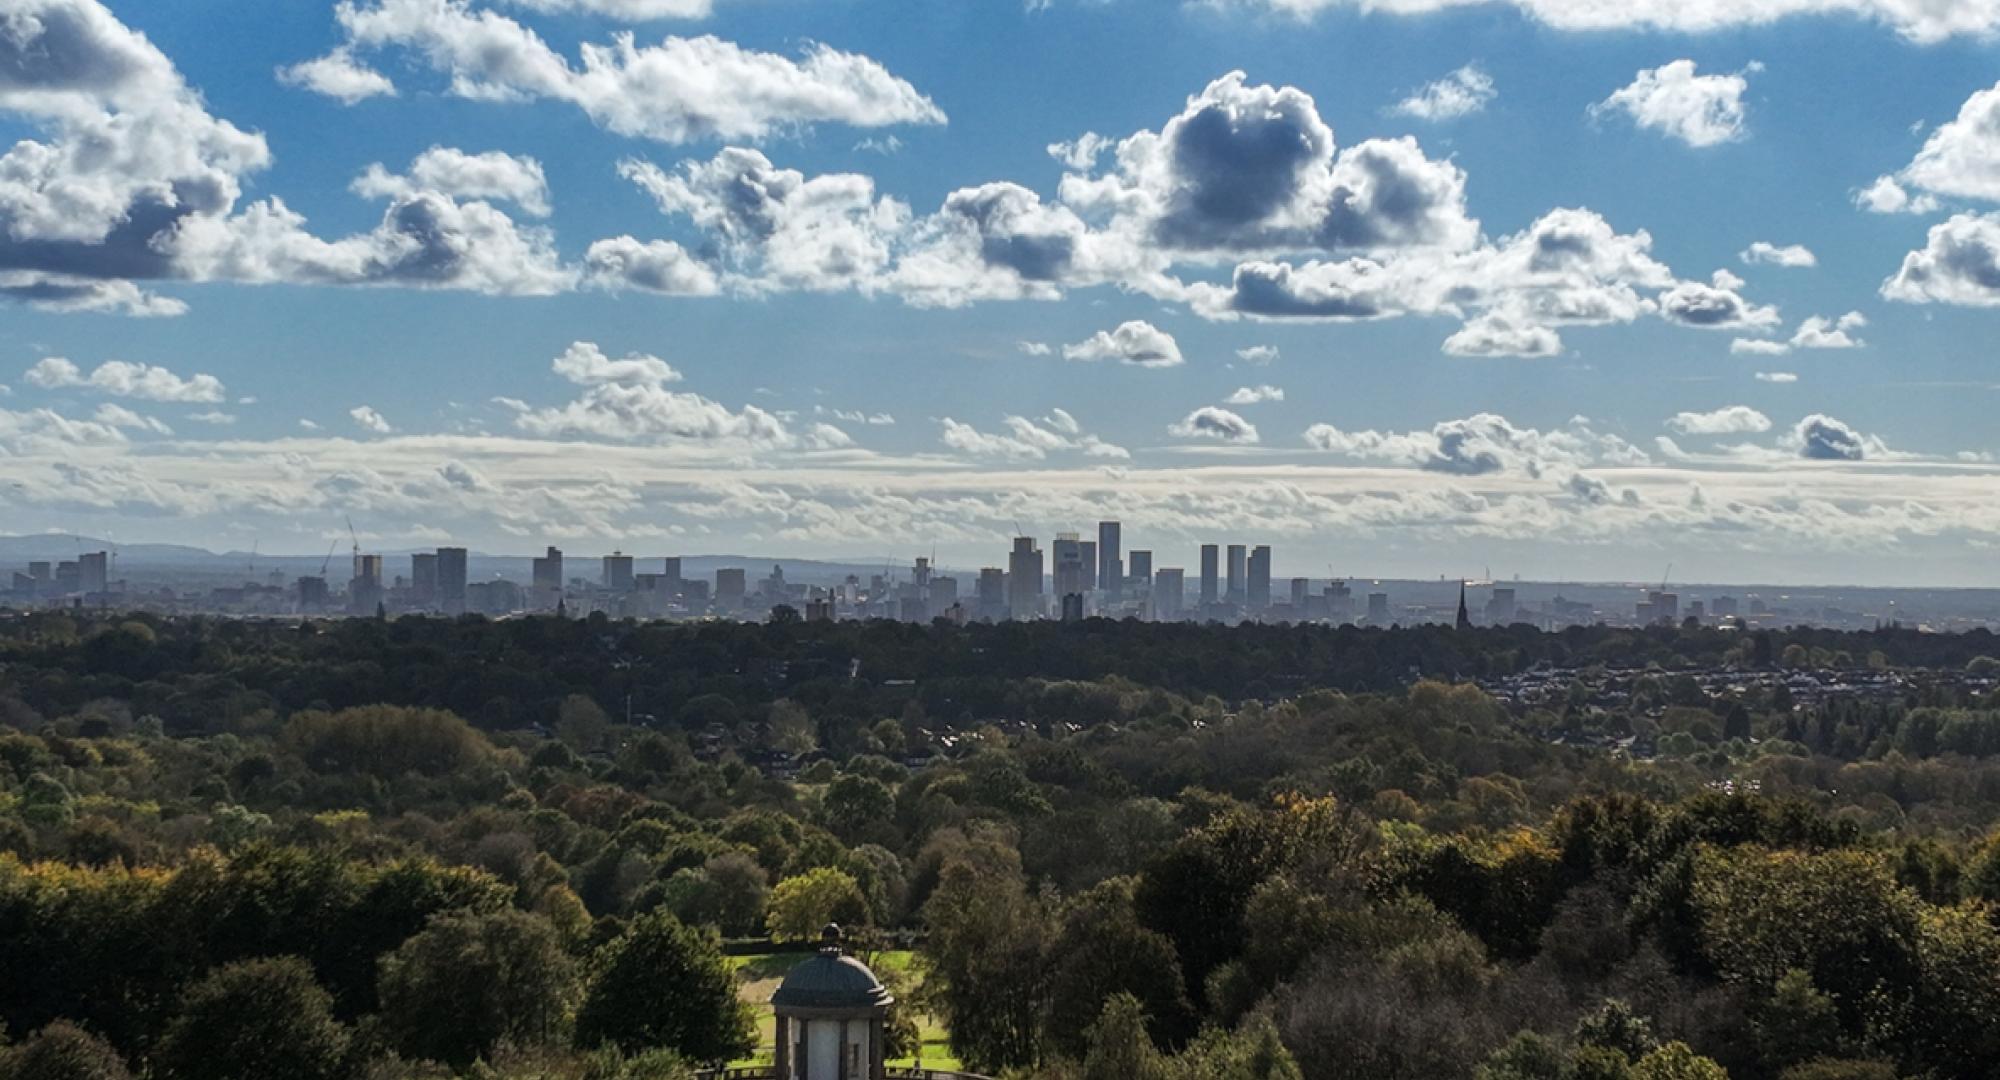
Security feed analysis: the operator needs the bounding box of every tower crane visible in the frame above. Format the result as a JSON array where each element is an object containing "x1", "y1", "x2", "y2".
[
  {"x1": 319, "y1": 539, "x2": 338, "y2": 578},
  {"x1": 346, "y1": 515, "x2": 361, "y2": 581}
]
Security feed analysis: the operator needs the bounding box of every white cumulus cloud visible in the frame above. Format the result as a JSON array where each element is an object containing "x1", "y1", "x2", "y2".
[
  {"x1": 296, "y1": 0, "x2": 946, "y2": 143},
  {"x1": 1667, "y1": 406, "x2": 1773, "y2": 435},
  {"x1": 1225, "y1": 385, "x2": 1286, "y2": 405},
  {"x1": 1592, "y1": 60, "x2": 1753, "y2": 148},
  {"x1": 350, "y1": 406, "x2": 394, "y2": 434},
  {"x1": 25, "y1": 358, "x2": 226, "y2": 403},
  {"x1": 1740, "y1": 241, "x2": 1816, "y2": 267},
  {"x1": 1169, "y1": 406, "x2": 1259, "y2": 443},
  {"x1": 1062, "y1": 320, "x2": 1185, "y2": 367},
  {"x1": 1389, "y1": 64, "x2": 1496, "y2": 121}
]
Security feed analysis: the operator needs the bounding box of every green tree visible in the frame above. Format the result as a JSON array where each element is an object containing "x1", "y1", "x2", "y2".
[
  {"x1": 375, "y1": 909, "x2": 578, "y2": 1068},
  {"x1": 1475, "y1": 1031, "x2": 1565, "y2": 1080},
  {"x1": 764, "y1": 868, "x2": 869, "y2": 943},
  {"x1": 153, "y1": 957, "x2": 350, "y2": 1080},
  {"x1": 1045, "y1": 878, "x2": 1191, "y2": 1057},
  {"x1": 1756, "y1": 969, "x2": 1845, "y2": 1071},
  {"x1": 1632, "y1": 1043, "x2": 1728, "y2": 1080},
  {"x1": 660, "y1": 853, "x2": 769, "y2": 937},
  {"x1": 1168, "y1": 1009, "x2": 1303, "y2": 1080},
  {"x1": 765, "y1": 700, "x2": 817, "y2": 756},
  {"x1": 921, "y1": 849, "x2": 1052, "y2": 1072},
  {"x1": 0, "y1": 1022, "x2": 132, "y2": 1080},
  {"x1": 1078, "y1": 994, "x2": 1168, "y2": 1080},
  {"x1": 557, "y1": 695, "x2": 613, "y2": 755},
  {"x1": 822, "y1": 774, "x2": 896, "y2": 843},
  {"x1": 1573, "y1": 999, "x2": 1658, "y2": 1061},
  {"x1": 282, "y1": 706, "x2": 493, "y2": 778},
  {"x1": 574, "y1": 913, "x2": 753, "y2": 1063}
]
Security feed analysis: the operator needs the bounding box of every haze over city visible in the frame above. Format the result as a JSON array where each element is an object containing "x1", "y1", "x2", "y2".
[{"x1": 7, "y1": 0, "x2": 2000, "y2": 585}]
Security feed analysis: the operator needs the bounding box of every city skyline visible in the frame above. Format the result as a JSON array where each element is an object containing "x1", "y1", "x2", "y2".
[
  {"x1": 12, "y1": 518, "x2": 1989, "y2": 634},
  {"x1": 9, "y1": 1, "x2": 2000, "y2": 585}
]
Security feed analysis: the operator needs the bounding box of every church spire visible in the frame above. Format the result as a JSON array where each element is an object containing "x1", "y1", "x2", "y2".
[{"x1": 1456, "y1": 580, "x2": 1473, "y2": 631}]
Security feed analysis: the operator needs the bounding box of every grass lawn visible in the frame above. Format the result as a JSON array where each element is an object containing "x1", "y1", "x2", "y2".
[{"x1": 728, "y1": 949, "x2": 964, "y2": 1072}]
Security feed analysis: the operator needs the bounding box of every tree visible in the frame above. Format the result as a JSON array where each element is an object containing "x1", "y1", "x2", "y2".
[
  {"x1": 557, "y1": 695, "x2": 613, "y2": 755},
  {"x1": 1078, "y1": 994, "x2": 1168, "y2": 1080},
  {"x1": 1688, "y1": 847, "x2": 1922, "y2": 1040},
  {"x1": 1475, "y1": 1032, "x2": 1565, "y2": 1080},
  {"x1": 0, "y1": 1022, "x2": 132, "y2": 1080},
  {"x1": 1045, "y1": 878, "x2": 1191, "y2": 1057},
  {"x1": 921, "y1": 852, "x2": 1052, "y2": 1072},
  {"x1": 1631, "y1": 1043, "x2": 1728, "y2": 1080},
  {"x1": 153, "y1": 957, "x2": 351, "y2": 1080},
  {"x1": 375, "y1": 909, "x2": 578, "y2": 1068},
  {"x1": 822, "y1": 774, "x2": 897, "y2": 843},
  {"x1": 1573, "y1": 999, "x2": 1658, "y2": 1061},
  {"x1": 765, "y1": 868, "x2": 870, "y2": 943},
  {"x1": 1755, "y1": 969, "x2": 1845, "y2": 1072},
  {"x1": 661, "y1": 853, "x2": 769, "y2": 937},
  {"x1": 1169, "y1": 1008, "x2": 1303, "y2": 1080},
  {"x1": 282, "y1": 705, "x2": 493, "y2": 778},
  {"x1": 574, "y1": 913, "x2": 753, "y2": 1063},
  {"x1": 765, "y1": 700, "x2": 818, "y2": 756}
]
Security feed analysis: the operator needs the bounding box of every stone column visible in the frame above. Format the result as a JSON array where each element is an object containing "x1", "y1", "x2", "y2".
[
  {"x1": 870, "y1": 1015, "x2": 885, "y2": 1080},
  {"x1": 775, "y1": 1015, "x2": 790, "y2": 1079}
]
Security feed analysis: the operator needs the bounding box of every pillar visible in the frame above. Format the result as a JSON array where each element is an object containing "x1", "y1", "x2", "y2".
[
  {"x1": 775, "y1": 1015, "x2": 790, "y2": 1079},
  {"x1": 837, "y1": 1019, "x2": 851, "y2": 1080},
  {"x1": 870, "y1": 1015, "x2": 886, "y2": 1080}
]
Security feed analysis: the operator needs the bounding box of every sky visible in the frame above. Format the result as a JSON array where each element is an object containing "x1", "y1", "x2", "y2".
[{"x1": 5, "y1": 0, "x2": 2000, "y2": 585}]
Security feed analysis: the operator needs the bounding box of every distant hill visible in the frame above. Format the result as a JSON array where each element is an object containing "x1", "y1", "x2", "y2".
[{"x1": 0, "y1": 536, "x2": 236, "y2": 564}]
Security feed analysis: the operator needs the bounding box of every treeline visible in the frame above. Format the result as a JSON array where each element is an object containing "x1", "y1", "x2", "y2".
[{"x1": 3, "y1": 613, "x2": 1998, "y2": 741}]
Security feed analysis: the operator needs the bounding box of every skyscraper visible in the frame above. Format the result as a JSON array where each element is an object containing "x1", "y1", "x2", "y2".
[
  {"x1": 411, "y1": 552, "x2": 438, "y2": 606},
  {"x1": 661, "y1": 557, "x2": 683, "y2": 597},
  {"x1": 1097, "y1": 521, "x2": 1122, "y2": 599},
  {"x1": 1290, "y1": 577, "x2": 1310, "y2": 611},
  {"x1": 1080, "y1": 541, "x2": 1098, "y2": 592},
  {"x1": 1128, "y1": 550, "x2": 1152, "y2": 589},
  {"x1": 1226, "y1": 544, "x2": 1247, "y2": 604},
  {"x1": 1008, "y1": 536, "x2": 1043, "y2": 620},
  {"x1": 532, "y1": 547, "x2": 564, "y2": 592},
  {"x1": 716, "y1": 568, "x2": 747, "y2": 609},
  {"x1": 1154, "y1": 568, "x2": 1184, "y2": 620},
  {"x1": 603, "y1": 551, "x2": 635, "y2": 592},
  {"x1": 977, "y1": 568, "x2": 1006, "y2": 621},
  {"x1": 349, "y1": 554, "x2": 384, "y2": 615},
  {"x1": 1247, "y1": 545, "x2": 1271, "y2": 610},
  {"x1": 78, "y1": 551, "x2": 108, "y2": 595},
  {"x1": 1368, "y1": 592, "x2": 1390, "y2": 623},
  {"x1": 1052, "y1": 533, "x2": 1086, "y2": 600},
  {"x1": 436, "y1": 547, "x2": 468, "y2": 614},
  {"x1": 1199, "y1": 545, "x2": 1219, "y2": 608},
  {"x1": 1327, "y1": 580, "x2": 1354, "y2": 624}
]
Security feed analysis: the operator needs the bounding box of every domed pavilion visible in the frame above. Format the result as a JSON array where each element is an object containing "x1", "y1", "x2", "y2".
[{"x1": 770, "y1": 924, "x2": 894, "y2": 1080}]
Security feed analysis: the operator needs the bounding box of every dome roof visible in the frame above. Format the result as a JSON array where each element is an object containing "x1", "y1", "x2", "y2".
[{"x1": 770, "y1": 925, "x2": 894, "y2": 1011}]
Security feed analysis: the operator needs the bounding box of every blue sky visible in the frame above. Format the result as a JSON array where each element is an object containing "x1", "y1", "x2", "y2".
[{"x1": 5, "y1": 0, "x2": 2000, "y2": 585}]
